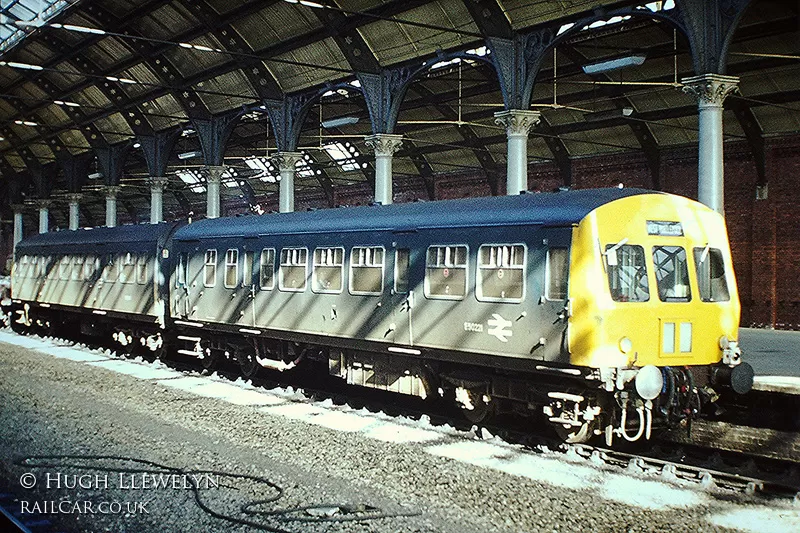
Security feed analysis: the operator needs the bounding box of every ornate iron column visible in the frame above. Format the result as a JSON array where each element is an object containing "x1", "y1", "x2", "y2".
[
  {"x1": 206, "y1": 166, "x2": 224, "y2": 219},
  {"x1": 273, "y1": 152, "x2": 302, "y2": 213},
  {"x1": 494, "y1": 110, "x2": 541, "y2": 195},
  {"x1": 365, "y1": 134, "x2": 403, "y2": 205},
  {"x1": 149, "y1": 177, "x2": 169, "y2": 224},
  {"x1": 682, "y1": 74, "x2": 739, "y2": 214},
  {"x1": 104, "y1": 185, "x2": 120, "y2": 228},
  {"x1": 36, "y1": 200, "x2": 51, "y2": 234},
  {"x1": 67, "y1": 193, "x2": 81, "y2": 230}
]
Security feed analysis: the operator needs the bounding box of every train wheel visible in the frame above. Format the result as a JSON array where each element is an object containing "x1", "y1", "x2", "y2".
[
  {"x1": 200, "y1": 346, "x2": 222, "y2": 372},
  {"x1": 236, "y1": 347, "x2": 260, "y2": 379},
  {"x1": 455, "y1": 386, "x2": 493, "y2": 424}
]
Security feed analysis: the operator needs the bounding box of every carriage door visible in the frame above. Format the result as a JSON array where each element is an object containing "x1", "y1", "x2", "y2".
[
  {"x1": 390, "y1": 241, "x2": 415, "y2": 346},
  {"x1": 175, "y1": 251, "x2": 190, "y2": 318},
  {"x1": 537, "y1": 241, "x2": 571, "y2": 363}
]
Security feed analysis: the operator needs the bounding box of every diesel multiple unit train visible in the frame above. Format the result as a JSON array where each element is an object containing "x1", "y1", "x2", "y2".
[{"x1": 5, "y1": 188, "x2": 754, "y2": 444}]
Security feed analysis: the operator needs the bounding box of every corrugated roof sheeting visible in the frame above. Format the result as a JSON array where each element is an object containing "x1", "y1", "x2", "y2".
[
  {"x1": 360, "y1": 2, "x2": 478, "y2": 67},
  {"x1": 428, "y1": 148, "x2": 481, "y2": 175},
  {"x1": 134, "y1": 3, "x2": 198, "y2": 41},
  {"x1": 165, "y1": 35, "x2": 230, "y2": 79},
  {"x1": 44, "y1": 60, "x2": 84, "y2": 91},
  {"x1": 37, "y1": 103, "x2": 72, "y2": 129},
  {"x1": 648, "y1": 114, "x2": 698, "y2": 146},
  {"x1": 194, "y1": 70, "x2": 257, "y2": 114},
  {"x1": 27, "y1": 142, "x2": 54, "y2": 162},
  {"x1": 94, "y1": 112, "x2": 134, "y2": 144},
  {"x1": 140, "y1": 94, "x2": 186, "y2": 131},
  {"x1": 4, "y1": 153, "x2": 26, "y2": 170},
  {"x1": 753, "y1": 104, "x2": 800, "y2": 136},
  {"x1": 233, "y1": 4, "x2": 322, "y2": 52},
  {"x1": 16, "y1": 81, "x2": 50, "y2": 103},
  {"x1": 58, "y1": 130, "x2": 90, "y2": 153},
  {"x1": 10, "y1": 123, "x2": 38, "y2": 141},
  {"x1": 503, "y1": 0, "x2": 607, "y2": 30},
  {"x1": 14, "y1": 40, "x2": 58, "y2": 65},
  {"x1": 116, "y1": 63, "x2": 162, "y2": 99},
  {"x1": 101, "y1": 0, "x2": 141, "y2": 19},
  {"x1": 205, "y1": 0, "x2": 252, "y2": 16},
  {"x1": 527, "y1": 136, "x2": 553, "y2": 162},
  {"x1": 73, "y1": 85, "x2": 113, "y2": 109},
  {"x1": 270, "y1": 38, "x2": 350, "y2": 93}
]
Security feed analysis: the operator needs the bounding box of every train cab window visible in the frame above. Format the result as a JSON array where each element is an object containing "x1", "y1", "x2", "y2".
[
  {"x1": 312, "y1": 247, "x2": 344, "y2": 294},
  {"x1": 224, "y1": 249, "x2": 239, "y2": 289},
  {"x1": 394, "y1": 249, "x2": 410, "y2": 294},
  {"x1": 279, "y1": 248, "x2": 308, "y2": 292},
  {"x1": 694, "y1": 247, "x2": 730, "y2": 302},
  {"x1": 120, "y1": 253, "x2": 135, "y2": 284},
  {"x1": 605, "y1": 244, "x2": 649, "y2": 302},
  {"x1": 59, "y1": 256, "x2": 71, "y2": 280},
  {"x1": 242, "y1": 251, "x2": 254, "y2": 288},
  {"x1": 136, "y1": 256, "x2": 148, "y2": 285},
  {"x1": 653, "y1": 246, "x2": 691, "y2": 302},
  {"x1": 425, "y1": 245, "x2": 468, "y2": 299},
  {"x1": 350, "y1": 246, "x2": 384, "y2": 296},
  {"x1": 204, "y1": 250, "x2": 217, "y2": 287},
  {"x1": 478, "y1": 244, "x2": 526, "y2": 302},
  {"x1": 72, "y1": 257, "x2": 84, "y2": 281},
  {"x1": 259, "y1": 249, "x2": 275, "y2": 290},
  {"x1": 546, "y1": 248, "x2": 569, "y2": 301},
  {"x1": 103, "y1": 255, "x2": 118, "y2": 282}
]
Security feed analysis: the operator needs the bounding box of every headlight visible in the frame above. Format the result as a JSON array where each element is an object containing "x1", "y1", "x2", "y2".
[
  {"x1": 635, "y1": 365, "x2": 664, "y2": 400},
  {"x1": 619, "y1": 337, "x2": 633, "y2": 354}
]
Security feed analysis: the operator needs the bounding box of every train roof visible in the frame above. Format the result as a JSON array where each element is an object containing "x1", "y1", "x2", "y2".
[
  {"x1": 175, "y1": 187, "x2": 661, "y2": 241},
  {"x1": 15, "y1": 221, "x2": 180, "y2": 253}
]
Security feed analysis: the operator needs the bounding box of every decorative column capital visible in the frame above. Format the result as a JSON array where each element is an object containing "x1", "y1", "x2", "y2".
[
  {"x1": 364, "y1": 133, "x2": 403, "y2": 157},
  {"x1": 206, "y1": 165, "x2": 225, "y2": 183},
  {"x1": 11, "y1": 203, "x2": 25, "y2": 214},
  {"x1": 66, "y1": 193, "x2": 83, "y2": 203},
  {"x1": 34, "y1": 199, "x2": 52, "y2": 209},
  {"x1": 681, "y1": 74, "x2": 739, "y2": 109},
  {"x1": 271, "y1": 151, "x2": 303, "y2": 172},
  {"x1": 149, "y1": 176, "x2": 169, "y2": 191},
  {"x1": 103, "y1": 185, "x2": 121, "y2": 199},
  {"x1": 493, "y1": 109, "x2": 541, "y2": 137}
]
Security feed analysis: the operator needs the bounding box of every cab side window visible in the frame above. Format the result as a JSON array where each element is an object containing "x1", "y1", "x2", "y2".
[
  {"x1": 545, "y1": 248, "x2": 568, "y2": 301},
  {"x1": 694, "y1": 247, "x2": 730, "y2": 302}
]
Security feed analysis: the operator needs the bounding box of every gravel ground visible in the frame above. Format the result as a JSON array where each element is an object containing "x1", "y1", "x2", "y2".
[{"x1": 1, "y1": 331, "x2": 798, "y2": 533}]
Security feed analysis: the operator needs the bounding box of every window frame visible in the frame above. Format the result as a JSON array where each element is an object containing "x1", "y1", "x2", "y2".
[
  {"x1": 476, "y1": 243, "x2": 527, "y2": 303},
  {"x1": 605, "y1": 244, "x2": 650, "y2": 303},
  {"x1": 59, "y1": 256, "x2": 71, "y2": 280},
  {"x1": 203, "y1": 249, "x2": 218, "y2": 288},
  {"x1": 120, "y1": 252, "x2": 135, "y2": 284},
  {"x1": 349, "y1": 246, "x2": 385, "y2": 296},
  {"x1": 71, "y1": 256, "x2": 84, "y2": 281},
  {"x1": 693, "y1": 246, "x2": 730, "y2": 303},
  {"x1": 312, "y1": 247, "x2": 345, "y2": 294},
  {"x1": 545, "y1": 247, "x2": 570, "y2": 302},
  {"x1": 278, "y1": 247, "x2": 308, "y2": 292},
  {"x1": 652, "y1": 245, "x2": 692, "y2": 303},
  {"x1": 259, "y1": 248, "x2": 276, "y2": 291},
  {"x1": 136, "y1": 256, "x2": 148, "y2": 285},
  {"x1": 224, "y1": 248, "x2": 239, "y2": 289},
  {"x1": 424, "y1": 244, "x2": 469, "y2": 301}
]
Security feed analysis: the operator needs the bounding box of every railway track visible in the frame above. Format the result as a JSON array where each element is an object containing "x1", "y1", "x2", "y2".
[{"x1": 7, "y1": 327, "x2": 800, "y2": 505}]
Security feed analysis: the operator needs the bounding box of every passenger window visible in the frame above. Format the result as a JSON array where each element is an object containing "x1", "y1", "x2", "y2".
[
  {"x1": 605, "y1": 244, "x2": 649, "y2": 302},
  {"x1": 546, "y1": 248, "x2": 568, "y2": 301},
  {"x1": 425, "y1": 245, "x2": 468, "y2": 299},
  {"x1": 694, "y1": 247, "x2": 730, "y2": 302},
  {"x1": 224, "y1": 249, "x2": 239, "y2": 289},
  {"x1": 72, "y1": 256, "x2": 84, "y2": 281},
  {"x1": 259, "y1": 249, "x2": 275, "y2": 290},
  {"x1": 478, "y1": 244, "x2": 526, "y2": 302},
  {"x1": 313, "y1": 247, "x2": 344, "y2": 293},
  {"x1": 242, "y1": 251, "x2": 253, "y2": 287},
  {"x1": 350, "y1": 246, "x2": 384, "y2": 295},
  {"x1": 136, "y1": 256, "x2": 148, "y2": 285},
  {"x1": 103, "y1": 255, "x2": 118, "y2": 282},
  {"x1": 279, "y1": 248, "x2": 308, "y2": 292},
  {"x1": 653, "y1": 246, "x2": 691, "y2": 302},
  {"x1": 84, "y1": 256, "x2": 97, "y2": 280},
  {"x1": 121, "y1": 253, "x2": 135, "y2": 284},
  {"x1": 204, "y1": 250, "x2": 217, "y2": 287},
  {"x1": 59, "y1": 256, "x2": 70, "y2": 280},
  {"x1": 394, "y1": 248, "x2": 410, "y2": 294}
]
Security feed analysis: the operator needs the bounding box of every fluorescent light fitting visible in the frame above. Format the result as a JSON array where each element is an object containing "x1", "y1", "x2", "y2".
[
  {"x1": 321, "y1": 116, "x2": 359, "y2": 129},
  {"x1": 582, "y1": 54, "x2": 646, "y2": 75},
  {"x1": 88, "y1": 172, "x2": 103, "y2": 179},
  {"x1": 14, "y1": 120, "x2": 38, "y2": 127},
  {"x1": 178, "y1": 150, "x2": 203, "y2": 160},
  {"x1": 13, "y1": 19, "x2": 45, "y2": 28},
  {"x1": 6, "y1": 61, "x2": 43, "y2": 71},
  {"x1": 54, "y1": 100, "x2": 81, "y2": 107},
  {"x1": 58, "y1": 24, "x2": 106, "y2": 35}
]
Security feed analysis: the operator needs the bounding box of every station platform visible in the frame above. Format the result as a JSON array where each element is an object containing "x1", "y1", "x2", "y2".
[{"x1": 739, "y1": 327, "x2": 800, "y2": 394}]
